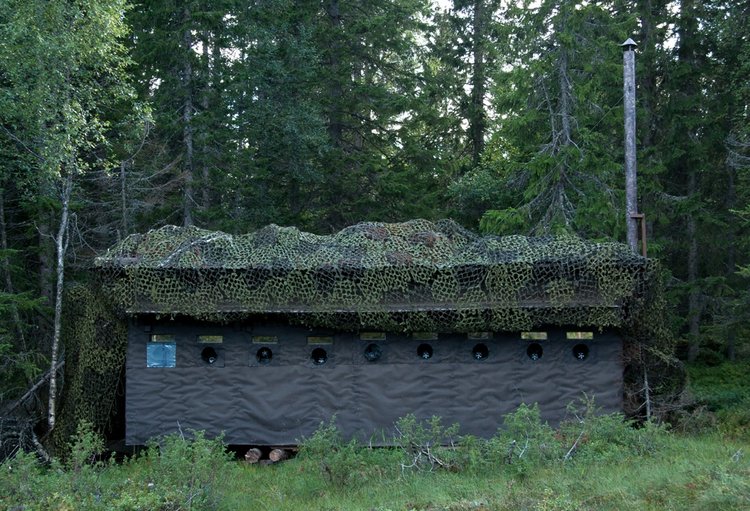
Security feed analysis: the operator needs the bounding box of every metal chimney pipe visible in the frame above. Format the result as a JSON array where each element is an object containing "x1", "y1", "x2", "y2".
[{"x1": 622, "y1": 38, "x2": 639, "y2": 252}]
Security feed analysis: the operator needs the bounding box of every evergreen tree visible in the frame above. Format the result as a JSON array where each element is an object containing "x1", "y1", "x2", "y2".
[{"x1": 470, "y1": 0, "x2": 635, "y2": 237}]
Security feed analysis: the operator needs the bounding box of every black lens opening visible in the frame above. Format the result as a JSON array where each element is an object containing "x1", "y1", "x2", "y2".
[
  {"x1": 364, "y1": 343, "x2": 382, "y2": 362},
  {"x1": 256, "y1": 347, "x2": 273, "y2": 365},
  {"x1": 311, "y1": 347, "x2": 328, "y2": 365},
  {"x1": 201, "y1": 347, "x2": 218, "y2": 365},
  {"x1": 526, "y1": 343, "x2": 543, "y2": 361},
  {"x1": 417, "y1": 343, "x2": 433, "y2": 360},
  {"x1": 472, "y1": 343, "x2": 489, "y2": 360},
  {"x1": 573, "y1": 344, "x2": 590, "y2": 361}
]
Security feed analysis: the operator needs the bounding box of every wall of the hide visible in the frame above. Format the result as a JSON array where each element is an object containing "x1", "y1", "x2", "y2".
[{"x1": 125, "y1": 319, "x2": 622, "y2": 445}]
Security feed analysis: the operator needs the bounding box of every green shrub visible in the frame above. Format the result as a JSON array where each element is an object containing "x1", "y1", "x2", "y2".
[
  {"x1": 452, "y1": 434, "x2": 489, "y2": 474},
  {"x1": 686, "y1": 362, "x2": 750, "y2": 440},
  {"x1": 558, "y1": 396, "x2": 669, "y2": 463},
  {"x1": 716, "y1": 402, "x2": 750, "y2": 441},
  {"x1": 0, "y1": 449, "x2": 47, "y2": 508},
  {"x1": 394, "y1": 414, "x2": 461, "y2": 472},
  {"x1": 298, "y1": 417, "x2": 398, "y2": 487},
  {"x1": 687, "y1": 362, "x2": 750, "y2": 410},
  {"x1": 486, "y1": 403, "x2": 562, "y2": 477},
  {"x1": 0, "y1": 420, "x2": 111, "y2": 510},
  {"x1": 64, "y1": 420, "x2": 111, "y2": 506},
  {"x1": 141, "y1": 430, "x2": 233, "y2": 510}
]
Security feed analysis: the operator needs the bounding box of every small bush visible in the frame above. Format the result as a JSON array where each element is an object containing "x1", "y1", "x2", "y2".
[
  {"x1": 486, "y1": 403, "x2": 562, "y2": 476},
  {"x1": 716, "y1": 402, "x2": 750, "y2": 441},
  {"x1": 558, "y1": 396, "x2": 669, "y2": 463},
  {"x1": 686, "y1": 362, "x2": 750, "y2": 440},
  {"x1": 141, "y1": 429, "x2": 232, "y2": 510},
  {"x1": 0, "y1": 449, "x2": 47, "y2": 507},
  {"x1": 298, "y1": 417, "x2": 395, "y2": 487},
  {"x1": 0, "y1": 420, "x2": 111, "y2": 510},
  {"x1": 452, "y1": 434, "x2": 489, "y2": 474},
  {"x1": 394, "y1": 414, "x2": 461, "y2": 472}
]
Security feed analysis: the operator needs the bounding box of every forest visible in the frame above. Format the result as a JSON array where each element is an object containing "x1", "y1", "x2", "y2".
[{"x1": 0, "y1": 0, "x2": 748, "y2": 450}]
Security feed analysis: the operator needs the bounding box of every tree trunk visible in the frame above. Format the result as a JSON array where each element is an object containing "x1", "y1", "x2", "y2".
[
  {"x1": 0, "y1": 188, "x2": 27, "y2": 352},
  {"x1": 4, "y1": 359, "x2": 64, "y2": 416},
  {"x1": 623, "y1": 44, "x2": 639, "y2": 251},
  {"x1": 38, "y1": 213, "x2": 54, "y2": 309},
  {"x1": 685, "y1": 159, "x2": 700, "y2": 361},
  {"x1": 679, "y1": 0, "x2": 701, "y2": 362},
  {"x1": 48, "y1": 171, "x2": 73, "y2": 431},
  {"x1": 201, "y1": 31, "x2": 211, "y2": 211},
  {"x1": 558, "y1": 49, "x2": 572, "y2": 151},
  {"x1": 637, "y1": 0, "x2": 660, "y2": 150},
  {"x1": 182, "y1": 6, "x2": 195, "y2": 227},
  {"x1": 119, "y1": 160, "x2": 128, "y2": 240},
  {"x1": 326, "y1": 0, "x2": 344, "y2": 148},
  {"x1": 725, "y1": 159, "x2": 737, "y2": 361},
  {"x1": 686, "y1": 210, "x2": 700, "y2": 362},
  {"x1": 469, "y1": 0, "x2": 486, "y2": 169}
]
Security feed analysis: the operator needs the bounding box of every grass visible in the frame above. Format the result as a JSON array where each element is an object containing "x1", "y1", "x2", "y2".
[
  {"x1": 216, "y1": 434, "x2": 748, "y2": 511},
  {"x1": 1, "y1": 362, "x2": 749, "y2": 510}
]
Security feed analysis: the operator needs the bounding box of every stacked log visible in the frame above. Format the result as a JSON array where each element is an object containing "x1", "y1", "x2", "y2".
[
  {"x1": 269, "y1": 448, "x2": 289, "y2": 462},
  {"x1": 243, "y1": 447, "x2": 292, "y2": 464},
  {"x1": 244, "y1": 447, "x2": 262, "y2": 464}
]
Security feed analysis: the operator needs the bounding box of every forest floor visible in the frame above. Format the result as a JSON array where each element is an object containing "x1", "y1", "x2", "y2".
[{"x1": 1, "y1": 362, "x2": 748, "y2": 511}]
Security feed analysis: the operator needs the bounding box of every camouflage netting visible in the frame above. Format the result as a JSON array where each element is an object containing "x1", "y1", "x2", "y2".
[
  {"x1": 51, "y1": 285, "x2": 127, "y2": 454},
  {"x1": 55, "y1": 219, "x2": 673, "y2": 448},
  {"x1": 94, "y1": 219, "x2": 661, "y2": 334}
]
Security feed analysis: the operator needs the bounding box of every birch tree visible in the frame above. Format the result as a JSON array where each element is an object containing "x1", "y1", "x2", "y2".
[{"x1": 0, "y1": 0, "x2": 135, "y2": 430}]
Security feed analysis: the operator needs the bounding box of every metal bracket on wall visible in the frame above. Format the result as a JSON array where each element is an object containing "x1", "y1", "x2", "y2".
[{"x1": 630, "y1": 213, "x2": 647, "y2": 257}]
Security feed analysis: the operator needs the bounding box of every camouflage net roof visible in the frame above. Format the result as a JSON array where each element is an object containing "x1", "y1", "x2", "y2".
[{"x1": 95, "y1": 219, "x2": 659, "y2": 333}]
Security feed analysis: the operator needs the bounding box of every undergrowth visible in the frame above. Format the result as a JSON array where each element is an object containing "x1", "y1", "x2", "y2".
[
  {"x1": 0, "y1": 422, "x2": 233, "y2": 510},
  {"x1": 1, "y1": 386, "x2": 748, "y2": 510},
  {"x1": 686, "y1": 361, "x2": 750, "y2": 440}
]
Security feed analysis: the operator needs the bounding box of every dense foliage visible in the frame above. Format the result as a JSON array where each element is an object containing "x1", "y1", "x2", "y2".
[{"x1": 0, "y1": 0, "x2": 747, "y2": 442}]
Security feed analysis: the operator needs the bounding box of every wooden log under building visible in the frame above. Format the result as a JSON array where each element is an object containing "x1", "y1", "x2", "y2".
[
  {"x1": 244, "y1": 447, "x2": 262, "y2": 464},
  {"x1": 269, "y1": 448, "x2": 290, "y2": 462}
]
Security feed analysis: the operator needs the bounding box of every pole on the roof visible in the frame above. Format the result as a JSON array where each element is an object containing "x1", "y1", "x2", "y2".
[{"x1": 622, "y1": 38, "x2": 640, "y2": 253}]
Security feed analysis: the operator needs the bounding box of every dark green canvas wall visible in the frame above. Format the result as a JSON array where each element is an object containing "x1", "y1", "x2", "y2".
[{"x1": 126, "y1": 319, "x2": 622, "y2": 445}]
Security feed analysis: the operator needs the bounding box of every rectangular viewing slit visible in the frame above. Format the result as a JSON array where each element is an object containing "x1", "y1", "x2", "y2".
[
  {"x1": 468, "y1": 332, "x2": 491, "y2": 340},
  {"x1": 252, "y1": 335, "x2": 278, "y2": 344},
  {"x1": 566, "y1": 331, "x2": 594, "y2": 340},
  {"x1": 360, "y1": 332, "x2": 386, "y2": 341},
  {"x1": 412, "y1": 332, "x2": 438, "y2": 341},
  {"x1": 150, "y1": 334, "x2": 175, "y2": 342},
  {"x1": 521, "y1": 331, "x2": 548, "y2": 341},
  {"x1": 197, "y1": 335, "x2": 223, "y2": 344},
  {"x1": 308, "y1": 336, "x2": 333, "y2": 345}
]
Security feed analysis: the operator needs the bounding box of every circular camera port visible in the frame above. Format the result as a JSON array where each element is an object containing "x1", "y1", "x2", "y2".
[
  {"x1": 573, "y1": 344, "x2": 589, "y2": 361},
  {"x1": 256, "y1": 347, "x2": 273, "y2": 365},
  {"x1": 364, "y1": 343, "x2": 382, "y2": 362},
  {"x1": 526, "y1": 343, "x2": 543, "y2": 361},
  {"x1": 417, "y1": 343, "x2": 433, "y2": 360},
  {"x1": 201, "y1": 347, "x2": 218, "y2": 365},
  {"x1": 472, "y1": 343, "x2": 489, "y2": 360},
  {"x1": 311, "y1": 347, "x2": 328, "y2": 365}
]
